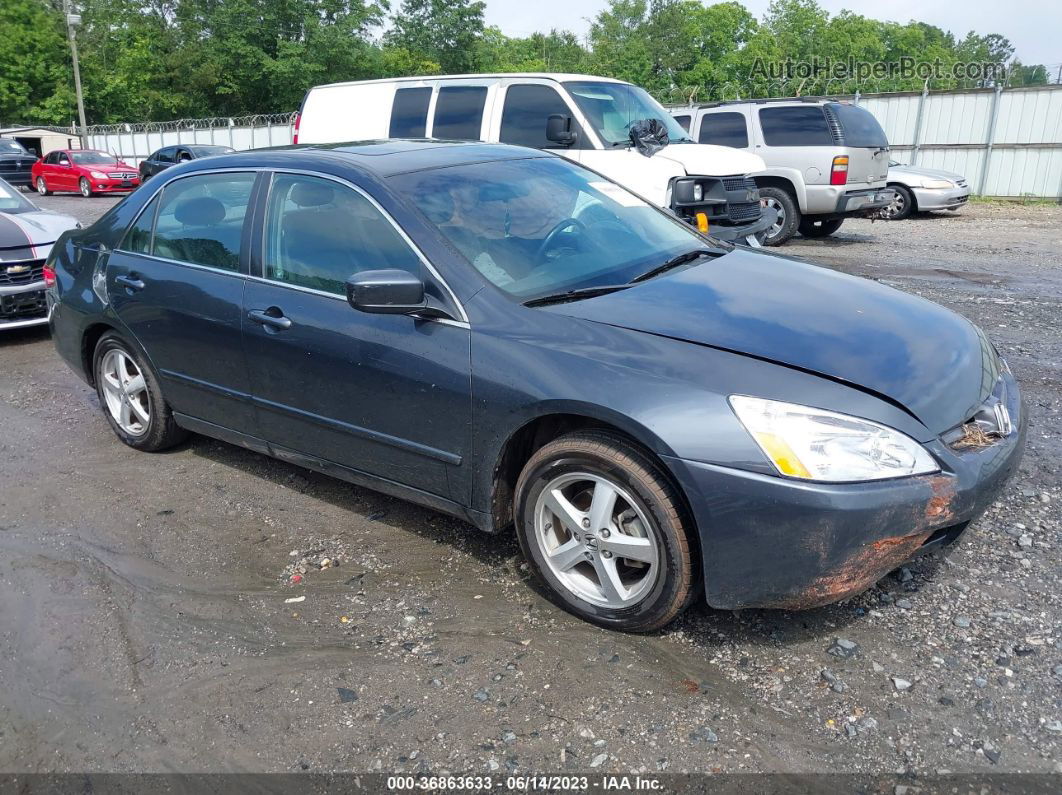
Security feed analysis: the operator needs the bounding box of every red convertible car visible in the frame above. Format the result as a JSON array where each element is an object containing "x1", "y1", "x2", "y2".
[{"x1": 31, "y1": 149, "x2": 140, "y2": 198}]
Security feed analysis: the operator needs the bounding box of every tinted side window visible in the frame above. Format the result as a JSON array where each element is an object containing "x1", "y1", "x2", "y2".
[
  {"x1": 828, "y1": 103, "x2": 888, "y2": 148},
  {"x1": 263, "y1": 174, "x2": 422, "y2": 296},
  {"x1": 500, "y1": 84, "x2": 572, "y2": 149},
  {"x1": 699, "y1": 112, "x2": 748, "y2": 148},
  {"x1": 153, "y1": 172, "x2": 255, "y2": 271},
  {"x1": 156, "y1": 148, "x2": 174, "y2": 163},
  {"x1": 120, "y1": 194, "x2": 160, "y2": 254},
  {"x1": 432, "y1": 86, "x2": 487, "y2": 140},
  {"x1": 390, "y1": 87, "x2": 432, "y2": 137},
  {"x1": 673, "y1": 114, "x2": 691, "y2": 132},
  {"x1": 758, "y1": 106, "x2": 833, "y2": 146}
]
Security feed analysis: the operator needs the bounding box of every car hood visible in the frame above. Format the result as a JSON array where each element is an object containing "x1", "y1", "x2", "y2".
[
  {"x1": 0, "y1": 210, "x2": 78, "y2": 252},
  {"x1": 890, "y1": 164, "x2": 966, "y2": 183},
  {"x1": 546, "y1": 248, "x2": 991, "y2": 434},
  {"x1": 654, "y1": 143, "x2": 766, "y2": 177}
]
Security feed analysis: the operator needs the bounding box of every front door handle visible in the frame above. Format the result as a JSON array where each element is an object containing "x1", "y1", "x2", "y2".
[
  {"x1": 115, "y1": 274, "x2": 145, "y2": 291},
  {"x1": 247, "y1": 308, "x2": 292, "y2": 331}
]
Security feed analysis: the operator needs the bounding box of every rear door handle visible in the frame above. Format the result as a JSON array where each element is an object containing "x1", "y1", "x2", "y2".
[
  {"x1": 115, "y1": 274, "x2": 145, "y2": 291},
  {"x1": 247, "y1": 308, "x2": 292, "y2": 331}
]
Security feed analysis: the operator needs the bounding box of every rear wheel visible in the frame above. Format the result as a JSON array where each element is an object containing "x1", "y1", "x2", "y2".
[
  {"x1": 36, "y1": 177, "x2": 51, "y2": 196},
  {"x1": 799, "y1": 218, "x2": 844, "y2": 238},
  {"x1": 79, "y1": 177, "x2": 93, "y2": 198},
  {"x1": 879, "y1": 185, "x2": 914, "y2": 220},
  {"x1": 757, "y1": 187, "x2": 800, "y2": 246},
  {"x1": 514, "y1": 430, "x2": 698, "y2": 632},
  {"x1": 93, "y1": 332, "x2": 187, "y2": 451}
]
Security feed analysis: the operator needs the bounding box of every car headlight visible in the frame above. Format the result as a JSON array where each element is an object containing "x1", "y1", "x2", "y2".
[
  {"x1": 729, "y1": 396, "x2": 938, "y2": 482},
  {"x1": 922, "y1": 178, "x2": 954, "y2": 189},
  {"x1": 90, "y1": 170, "x2": 107, "y2": 180}
]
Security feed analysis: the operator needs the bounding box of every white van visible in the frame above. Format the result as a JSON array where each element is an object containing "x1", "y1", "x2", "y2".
[{"x1": 295, "y1": 73, "x2": 773, "y2": 242}]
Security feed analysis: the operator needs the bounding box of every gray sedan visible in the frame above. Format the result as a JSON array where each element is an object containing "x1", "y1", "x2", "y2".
[{"x1": 881, "y1": 161, "x2": 971, "y2": 220}]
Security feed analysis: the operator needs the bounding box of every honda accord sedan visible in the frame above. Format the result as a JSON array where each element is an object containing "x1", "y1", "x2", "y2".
[{"x1": 45, "y1": 141, "x2": 1025, "y2": 631}]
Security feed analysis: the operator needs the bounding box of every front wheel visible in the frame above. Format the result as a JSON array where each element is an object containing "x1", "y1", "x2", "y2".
[
  {"x1": 514, "y1": 430, "x2": 698, "y2": 632},
  {"x1": 879, "y1": 185, "x2": 914, "y2": 220},
  {"x1": 93, "y1": 332, "x2": 188, "y2": 451},
  {"x1": 798, "y1": 218, "x2": 844, "y2": 238},
  {"x1": 36, "y1": 177, "x2": 51, "y2": 196},
  {"x1": 79, "y1": 177, "x2": 93, "y2": 198},
  {"x1": 757, "y1": 187, "x2": 800, "y2": 246}
]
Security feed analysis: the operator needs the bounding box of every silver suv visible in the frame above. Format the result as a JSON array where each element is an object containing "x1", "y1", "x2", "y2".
[{"x1": 671, "y1": 99, "x2": 896, "y2": 245}]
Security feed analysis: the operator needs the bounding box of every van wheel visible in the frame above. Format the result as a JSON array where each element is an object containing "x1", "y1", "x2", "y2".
[
  {"x1": 799, "y1": 218, "x2": 844, "y2": 238},
  {"x1": 93, "y1": 332, "x2": 188, "y2": 452},
  {"x1": 757, "y1": 187, "x2": 799, "y2": 246},
  {"x1": 514, "y1": 430, "x2": 699, "y2": 632}
]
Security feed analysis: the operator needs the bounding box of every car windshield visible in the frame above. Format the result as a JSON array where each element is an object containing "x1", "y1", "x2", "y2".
[
  {"x1": 563, "y1": 81, "x2": 693, "y2": 146},
  {"x1": 390, "y1": 156, "x2": 709, "y2": 302},
  {"x1": 188, "y1": 145, "x2": 235, "y2": 157},
  {"x1": 70, "y1": 151, "x2": 118, "y2": 165},
  {"x1": 0, "y1": 140, "x2": 29, "y2": 155},
  {"x1": 0, "y1": 178, "x2": 37, "y2": 214}
]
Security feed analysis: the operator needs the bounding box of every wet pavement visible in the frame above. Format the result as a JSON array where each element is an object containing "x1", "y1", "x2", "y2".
[{"x1": 1, "y1": 194, "x2": 1060, "y2": 775}]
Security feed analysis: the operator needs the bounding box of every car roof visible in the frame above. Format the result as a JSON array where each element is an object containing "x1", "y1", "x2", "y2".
[
  {"x1": 313, "y1": 73, "x2": 627, "y2": 91},
  {"x1": 195, "y1": 140, "x2": 554, "y2": 178}
]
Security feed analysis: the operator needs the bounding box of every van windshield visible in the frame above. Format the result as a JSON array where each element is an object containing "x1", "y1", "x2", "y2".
[
  {"x1": 564, "y1": 81, "x2": 693, "y2": 146},
  {"x1": 391, "y1": 156, "x2": 707, "y2": 302},
  {"x1": 828, "y1": 103, "x2": 888, "y2": 148}
]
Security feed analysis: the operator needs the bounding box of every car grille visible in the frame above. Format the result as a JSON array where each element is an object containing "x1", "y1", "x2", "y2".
[
  {"x1": 0, "y1": 259, "x2": 45, "y2": 286},
  {"x1": 727, "y1": 201, "x2": 762, "y2": 222},
  {"x1": 723, "y1": 176, "x2": 757, "y2": 192},
  {"x1": 108, "y1": 172, "x2": 137, "y2": 180}
]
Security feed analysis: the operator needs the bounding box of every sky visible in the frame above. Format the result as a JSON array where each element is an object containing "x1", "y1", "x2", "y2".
[{"x1": 482, "y1": 0, "x2": 1062, "y2": 69}]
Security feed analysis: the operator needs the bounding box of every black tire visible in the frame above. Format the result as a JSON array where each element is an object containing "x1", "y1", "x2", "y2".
[
  {"x1": 514, "y1": 430, "x2": 699, "y2": 632},
  {"x1": 880, "y1": 185, "x2": 914, "y2": 220},
  {"x1": 799, "y1": 218, "x2": 845, "y2": 238},
  {"x1": 757, "y1": 186, "x2": 800, "y2": 246},
  {"x1": 79, "y1": 177, "x2": 93, "y2": 198},
  {"x1": 92, "y1": 332, "x2": 188, "y2": 452}
]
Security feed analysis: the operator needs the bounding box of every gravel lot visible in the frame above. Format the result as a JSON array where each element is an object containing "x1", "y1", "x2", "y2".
[{"x1": 2, "y1": 193, "x2": 1060, "y2": 777}]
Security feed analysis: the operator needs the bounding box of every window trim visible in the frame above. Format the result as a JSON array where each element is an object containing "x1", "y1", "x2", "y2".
[{"x1": 114, "y1": 166, "x2": 469, "y2": 326}]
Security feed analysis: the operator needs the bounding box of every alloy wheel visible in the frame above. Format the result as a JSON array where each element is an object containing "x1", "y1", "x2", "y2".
[
  {"x1": 763, "y1": 196, "x2": 786, "y2": 239},
  {"x1": 881, "y1": 192, "x2": 906, "y2": 219},
  {"x1": 80, "y1": 178, "x2": 92, "y2": 198},
  {"x1": 533, "y1": 472, "x2": 659, "y2": 608},
  {"x1": 36, "y1": 177, "x2": 47, "y2": 195},
  {"x1": 99, "y1": 349, "x2": 150, "y2": 436}
]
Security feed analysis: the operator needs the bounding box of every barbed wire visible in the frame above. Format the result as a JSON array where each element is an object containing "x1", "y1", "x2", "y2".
[{"x1": 83, "y1": 112, "x2": 297, "y2": 136}]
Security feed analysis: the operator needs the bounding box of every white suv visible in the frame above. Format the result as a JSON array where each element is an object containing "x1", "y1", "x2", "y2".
[
  {"x1": 672, "y1": 99, "x2": 896, "y2": 245},
  {"x1": 295, "y1": 73, "x2": 773, "y2": 242}
]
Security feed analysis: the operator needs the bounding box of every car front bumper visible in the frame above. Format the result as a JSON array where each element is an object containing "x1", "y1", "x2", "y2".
[
  {"x1": 666, "y1": 374, "x2": 1026, "y2": 610},
  {"x1": 912, "y1": 184, "x2": 971, "y2": 211},
  {"x1": 89, "y1": 177, "x2": 140, "y2": 193},
  {"x1": 0, "y1": 279, "x2": 49, "y2": 329}
]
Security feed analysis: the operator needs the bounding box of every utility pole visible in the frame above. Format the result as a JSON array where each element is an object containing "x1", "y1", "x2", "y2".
[{"x1": 63, "y1": 0, "x2": 88, "y2": 140}]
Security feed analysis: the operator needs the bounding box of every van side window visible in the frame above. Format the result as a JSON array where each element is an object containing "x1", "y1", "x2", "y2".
[
  {"x1": 758, "y1": 106, "x2": 833, "y2": 146},
  {"x1": 433, "y1": 86, "x2": 487, "y2": 140},
  {"x1": 673, "y1": 114, "x2": 691, "y2": 132},
  {"x1": 500, "y1": 84, "x2": 573, "y2": 148},
  {"x1": 390, "y1": 87, "x2": 432, "y2": 137},
  {"x1": 263, "y1": 174, "x2": 422, "y2": 296},
  {"x1": 699, "y1": 112, "x2": 748, "y2": 148}
]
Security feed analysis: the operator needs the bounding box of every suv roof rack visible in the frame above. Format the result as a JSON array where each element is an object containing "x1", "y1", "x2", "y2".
[{"x1": 695, "y1": 96, "x2": 846, "y2": 109}]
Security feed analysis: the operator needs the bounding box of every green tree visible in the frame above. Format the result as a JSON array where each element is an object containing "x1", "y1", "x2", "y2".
[
  {"x1": 0, "y1": 0, "x2": 76, "y2": 125},
  {"x1": 386, "y1": 0, "x2": 485, "y2": 73}
]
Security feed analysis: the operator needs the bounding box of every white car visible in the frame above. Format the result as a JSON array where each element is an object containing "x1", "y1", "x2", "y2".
[
  {"x1": 880, "y1": 161, "x2": 970, "y2": 220},
  {"x1": 0, "y1": 177, "x2": 79, "y2": 330},
  {"x1": 295, "y1": 73, "x2": 774, "y2": 243}
]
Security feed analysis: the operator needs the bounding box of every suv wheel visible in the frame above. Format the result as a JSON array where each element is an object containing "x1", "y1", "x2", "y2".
[
  {"x1": 93, "y1": 332, "x2": 188, "y2": 451},
  {"x1": 799, "y1": 218, "x2": 844, "y2": 238},
  {"x1": 514, "y1": 430, "x2": 698, "y2": 632},
  {"x1": 757, "y1": 187, "x2": 799, "y2": 246}
]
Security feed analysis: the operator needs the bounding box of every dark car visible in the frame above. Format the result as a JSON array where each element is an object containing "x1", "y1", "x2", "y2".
[
  {"x1": 138, "y1": 144, "x2": 235, "y2": 181},
  {"x1": 0, "y1": 139, "x2": 35, "y2": 188},
  {"x1": 46, "y1": 141, "x2": 1025, "y2": 631}
]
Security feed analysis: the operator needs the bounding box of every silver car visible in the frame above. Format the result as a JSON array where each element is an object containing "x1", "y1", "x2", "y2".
[
  {"x1": 880, "y1": 161, "x2": 970, "y2": 220},
  {"x1": 0, "y1": 177, "x2": 79, "y2": 330}
]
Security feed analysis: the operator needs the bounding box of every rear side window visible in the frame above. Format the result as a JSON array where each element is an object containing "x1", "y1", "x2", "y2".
[
  {"x1": 828, "y1": 103, "x2": 888, "y2": 148},
  {"x1": 120, "y1": 195, "x2": 160, "y2": 254},
  {"x1": 672, "y1": 114, "x2": 691, "y2": 132},
  {"x1": 500, "y1": 84, "x2": 573, "y2": 148},
  {"x1": 758, "y1": 106, "x2": 834, "y2": 146},
  {"x1": 432, "y1": 86, "x2": 487, "y2": 140},
  {"x1": 263, "y1": 174, "x2": 422, "y2": 296},
  {"x1": 390, "y1": 87, "x2": 432, "y2": 137},
  {"x1": 153, "y1": 172, "x2": 255, "y2": 271},
  {"x1": 698, "y1": 112, "x2": 748, "y2": 148}
]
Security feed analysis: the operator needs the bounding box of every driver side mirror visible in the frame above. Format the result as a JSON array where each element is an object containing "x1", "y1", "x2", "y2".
[
  {"x1": 546, "y1": 114, "x2": 577, "y2": 147},
  {"x1": 346, "y1": 269, "x2": 426, "y2": 315}
]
